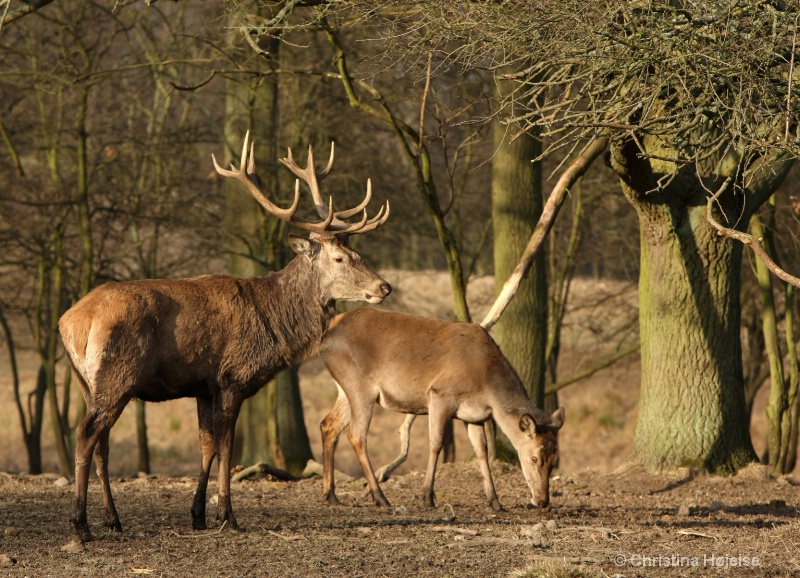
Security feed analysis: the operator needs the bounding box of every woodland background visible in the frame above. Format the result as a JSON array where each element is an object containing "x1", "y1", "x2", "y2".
[{"x1": 2, "y1": 0, "x2": 800, "y2": 485}]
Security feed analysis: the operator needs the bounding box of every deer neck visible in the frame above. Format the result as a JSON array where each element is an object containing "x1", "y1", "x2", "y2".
[
  {"x1": 486, "y1": 373, "x2": 535, "y2": 446},
  {"x1": 250, "y1": 256, "x2": 336, "y2": 363}
]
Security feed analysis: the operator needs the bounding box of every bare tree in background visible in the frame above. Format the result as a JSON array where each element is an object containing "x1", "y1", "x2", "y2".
[{"x1": 0, "y1": 0, "x2": 225, "y2": 475}]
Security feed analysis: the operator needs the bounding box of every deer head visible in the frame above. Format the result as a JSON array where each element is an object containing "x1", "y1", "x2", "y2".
[{"x1": 213, "y1": 132, "x2": 391, "y2": 304}]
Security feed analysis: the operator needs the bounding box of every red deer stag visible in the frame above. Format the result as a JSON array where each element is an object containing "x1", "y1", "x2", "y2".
[
  {"x1": 59, "y1": 133, "x2": 391, "y2": 542},
  {"x1": 320, "y1": 308, "x2": 564, "y2": 511}
]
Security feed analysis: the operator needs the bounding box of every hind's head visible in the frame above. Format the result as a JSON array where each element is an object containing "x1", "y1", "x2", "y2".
[{"x1": 515, "y1": 407, "x2": 565, "y2": 508}]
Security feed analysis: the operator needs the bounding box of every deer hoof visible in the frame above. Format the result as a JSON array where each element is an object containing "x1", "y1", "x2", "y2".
[
  {"x1": 218, "y1": 517, "x2": 243, "y2": 532},
  {"x1": 375, "y1": 496, "x2": 392, "y2": 509},
  {"x1": 324, "y1": 492, "x2": 341, "y2": 506},
  {"x1": 489, "y1": 499, "x2": 505, "y2": 513},
  {"x1": 102, "y1": 518, "x2": 122, "y2": 533},
  {"x1": 73, "y1": 522, "x2": 94, "y2": 543}
]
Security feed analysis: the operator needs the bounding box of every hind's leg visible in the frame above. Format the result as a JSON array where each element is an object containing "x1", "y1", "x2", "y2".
[
  {"x1": 421, "y1": 401, "x2": 453, "y2": 509},
  {"x1": 375, "y1": 414, "x2": 415, "y2": 483},
  {"x1": 321, "y1": 386, "x2": 351, "y2": 505},
  {"x1": 467, "y1": 422, "x2": 503, "y2": 512},
  {"x1": 347, "y1": 396, "x2": 390, "y2": 508}
]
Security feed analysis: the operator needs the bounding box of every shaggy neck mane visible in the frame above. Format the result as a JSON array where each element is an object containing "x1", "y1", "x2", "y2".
[{"x1": 248, "y1": 255, "x2": 336, "y2": 367}]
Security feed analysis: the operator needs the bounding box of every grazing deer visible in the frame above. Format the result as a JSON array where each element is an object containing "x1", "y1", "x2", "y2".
[
  {"x1": 59, "y1": 133, "x2": 391, "y2": 542},
  {"x1": 319, "y1": 308, "x2": 565, "y2": 512}
]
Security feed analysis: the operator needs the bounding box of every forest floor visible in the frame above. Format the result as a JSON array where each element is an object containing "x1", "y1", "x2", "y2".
[
  {"x1": 1, "y1": 271, "x2": 798, "y2": 576},
  {"x1": 0, "y1": 462, "x2": 798, "y2": 577}
]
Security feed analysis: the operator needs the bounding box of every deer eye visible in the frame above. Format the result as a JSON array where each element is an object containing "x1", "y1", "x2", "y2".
[
  {"x1": 531, "y1": 456, "x2": 538, "y2": 464},
  {"x1": 334, "y1": 257, "x2": 344, "y2": 263}
]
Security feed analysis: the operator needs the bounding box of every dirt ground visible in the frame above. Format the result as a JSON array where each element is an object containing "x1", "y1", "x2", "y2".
[
  {"x1": 1, "y1": 462, "x2": 798, "y2": 577},
  {"x1": 1, "y1": 272, "x2": 799, "y2": 577}
]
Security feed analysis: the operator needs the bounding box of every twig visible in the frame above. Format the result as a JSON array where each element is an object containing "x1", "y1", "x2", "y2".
[
  {"x1": 559, "y1": 526, "x2": 622, "y2": 539},
  {"x1": 446, "y1": 537, "x2": 534, "y2": 548},
  {"x1": 431, "y1": 526, "x2": 479, "y2": 536},
  {"x1": 232, "y1": 462, "x2": 298, "y2": 482},
  {"x1": 267, "y1": 530, "x2": 305, "y2": 542},
  {"x1": 385, "y1": 540, "x2": 414, "y2": 545},
  {"x1": 1, "y1": 0, "x2": 56, "y2": 29},
  {"x1": 169, "y1": 531, "x2": 224, "y2": 539},
  {"x1": 545, "y1": 343, "x2": 640, "y2": 394},
  {"x1": 442, "y1": 503, "x2": 456, "y2": 522},
  {"x1": 676, "y1": 530, "x2": 719, "y2": 540}
]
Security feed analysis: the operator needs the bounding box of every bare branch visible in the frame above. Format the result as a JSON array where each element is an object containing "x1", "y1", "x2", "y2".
[
  {"x1": 0, "y1": 0, "x2": 56, "y2": 30},
  {"x1": 481, "y1": 136, "x2": 609, "y2": 330},
  {"x1": 706, "y1": 190, "x2": 800, "y2": 289},
  {"x1": 545, "y1": 342, "x2": 640, "y2": 395}
]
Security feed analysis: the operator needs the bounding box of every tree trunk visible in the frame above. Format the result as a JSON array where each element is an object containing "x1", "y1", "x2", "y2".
[
  {"x1": 272, "y1": 368, "x2": 313, "y2": 475},
  {"x1": 490, "y1": 88, "x2": 546, "y2": 462},
  {"x1": 750, "y1": 206, "x2": 799, "y2": 474},
  {"x1": 492, "y1": 115, "x2": 546, "y2": 407},
  {"x1": 225, "y1": 4, "x2": 313, "y2": 471},
  {"x1": 611, "y1": 137, "x2": 758, "y2": 473}
]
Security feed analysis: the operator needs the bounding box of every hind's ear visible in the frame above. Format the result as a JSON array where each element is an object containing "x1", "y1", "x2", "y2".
[
  {"x1": 550, "y1": 407, "x2": 565, "y2": 430},
  {"x1": 519, "y1": 413, "x2": 537, "y2": 435}
]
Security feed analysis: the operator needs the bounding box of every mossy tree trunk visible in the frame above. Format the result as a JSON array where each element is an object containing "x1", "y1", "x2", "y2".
[
  {"x1": 490, "y1": 74, "x2": 547, "y2": 461},
  {"x1": 610, "y1": 135, "x2": 791, "y2": 473},
  {"x1": 492, "y1": 124, "x2": 546, "y2": 408}
]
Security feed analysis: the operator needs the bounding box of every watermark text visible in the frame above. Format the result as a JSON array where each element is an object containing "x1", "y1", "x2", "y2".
[{"x1": 613, "y1": 553, "x2": 761, "y2": 569}]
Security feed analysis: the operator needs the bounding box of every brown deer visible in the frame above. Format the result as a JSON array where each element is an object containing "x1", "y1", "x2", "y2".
[
  {"x1": 319, "y1": 308, "x2": 565, "y2": 512},
  {"x1": 59, "y1": 133, "x2": 391, "y2": 542}
]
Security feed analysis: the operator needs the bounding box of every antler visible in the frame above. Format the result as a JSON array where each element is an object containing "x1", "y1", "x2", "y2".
[
  {"x1": 214, "y1": 132, "x2": 388, "y2": 237},
  {"x1": 281, "y1": 144, "x2": 390, "y2": 235}
]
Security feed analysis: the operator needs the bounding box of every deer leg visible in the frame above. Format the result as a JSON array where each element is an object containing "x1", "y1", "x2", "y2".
[
  {"x1": 466, "y1": 422, "x2": 503, "y2": 512},
  {"x1": 320, "y1": 388, "x2": 351, "y2": 506},
  {"x1": 191, "y1": 397, "x2": 216, "y2": 530},
  {"x1": 421, "y1": 403, "x2": 450, "y2": 509},
  {"x1": 94, "y1": 430, "x2": 122, "y2": 532},
  {"x1": 347, "y1": 398, "x2": 391, "y2": 508},
  {"x1": 72, "y1": 401, "x2": 128, "y2": 543},
  {"x1": 213, "y1": 391, "x2": 243, "y2": 531},
  {"x1": 374, "y1": 414, "x2": 415, "y2": 483}
]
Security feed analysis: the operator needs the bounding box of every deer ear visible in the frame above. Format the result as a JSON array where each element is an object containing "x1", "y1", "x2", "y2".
[
  {"x1": 549, "y1": 407, "x2": 565, "y2": 430},
  {"x1": 288, "y1": 234, "x2": 320, "y2": 258},
  {"x1": 519, "y1": 414, "x2": 537, "y2": 435}
]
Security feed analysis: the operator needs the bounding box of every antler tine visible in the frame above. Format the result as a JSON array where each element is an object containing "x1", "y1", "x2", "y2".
[
  {"x1": 335, "y1": 178, "x2": 373, "y2": 220},
  {"x1": 355, "y1": 201, "x2": 390, "y2": 234},
  {"x1": 213, "y1": 131, "x2": 301, "y2": 222},
  {"x1": 329, "y1": 200, "x2": 390, "y2": 235},
  {"x1": 246, "y1": 139, "x2": 256, "y2": 175},
  {"x1": 280, "y1": 145, "x2": 330, "y2": 219},
  {"x1": 318, "y1": 141, "x2": 335, "y2": 180},
  {"x1": 283, "y1": 179, "x2": 338, "y2": 235}
]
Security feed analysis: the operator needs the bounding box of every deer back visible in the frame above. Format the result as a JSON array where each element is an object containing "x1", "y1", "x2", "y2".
[
  {"x1": 60, "y1": 266, "x2": 327, "y2": 404},
  {"x1": 322, "y1": 308, "x2": 529, "y2": 415}
]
